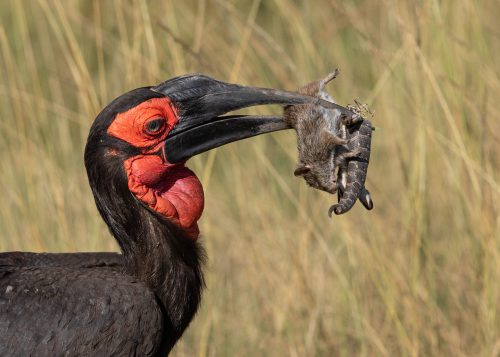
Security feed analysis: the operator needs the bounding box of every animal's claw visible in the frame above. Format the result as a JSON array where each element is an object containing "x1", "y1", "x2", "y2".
[{"x1": 358, "y1": 187, "x2": 374, "y2": 210}]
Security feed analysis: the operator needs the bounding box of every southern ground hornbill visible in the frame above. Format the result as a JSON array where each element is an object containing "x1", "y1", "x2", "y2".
[{"x1": 0, "y1": 74, "x2": 357, "y2": 356}]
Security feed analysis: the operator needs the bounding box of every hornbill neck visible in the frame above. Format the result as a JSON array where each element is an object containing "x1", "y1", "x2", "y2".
[
  {"x1": 123, "y1": 205, "x2": 205, "y2": 351},
  {"x1": 84, "y1": 135, "x2": 204, "y2": 353}
]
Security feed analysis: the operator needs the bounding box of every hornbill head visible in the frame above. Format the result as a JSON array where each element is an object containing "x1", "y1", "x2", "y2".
[{"x1": 84, "y1": 74, "x2": 354, "y2": 240}]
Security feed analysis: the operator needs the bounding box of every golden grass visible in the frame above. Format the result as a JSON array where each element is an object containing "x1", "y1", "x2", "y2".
[{"x1": 1, "y1": 0, "x2": 499, "y2": 355}]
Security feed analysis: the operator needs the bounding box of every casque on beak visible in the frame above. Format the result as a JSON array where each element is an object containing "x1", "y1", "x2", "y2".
[{"x1": 152, "y1": 74, "x2": 356, "y2": 163}]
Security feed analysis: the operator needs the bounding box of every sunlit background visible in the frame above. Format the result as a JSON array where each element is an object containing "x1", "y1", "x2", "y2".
[{"x1": 0, "y1": 0, "x2": 499, "y2": 355}]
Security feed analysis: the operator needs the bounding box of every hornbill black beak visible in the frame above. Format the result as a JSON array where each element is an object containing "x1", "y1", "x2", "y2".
[{"x1": 152, "y1": 74, "x2": 355, "y2": 163}]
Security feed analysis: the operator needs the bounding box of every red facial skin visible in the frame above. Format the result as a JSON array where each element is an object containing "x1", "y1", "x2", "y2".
[{"x1": 108, "y1": 97, "x2": 204, "y2": 240}]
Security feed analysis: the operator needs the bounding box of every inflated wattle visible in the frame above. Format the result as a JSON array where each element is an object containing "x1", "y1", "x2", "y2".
[{"x1": 125, "y1": 155, "x2": 204, "y2": 239}]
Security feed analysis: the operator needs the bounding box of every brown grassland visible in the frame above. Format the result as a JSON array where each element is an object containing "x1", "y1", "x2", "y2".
[{"x1": 0, "y1": 0, "x2": 499, "y2": 355}]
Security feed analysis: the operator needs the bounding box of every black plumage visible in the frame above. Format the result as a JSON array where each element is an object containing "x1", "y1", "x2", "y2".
[{"x1": 0, "y1": 88, "x2": 204, "y2": 356}]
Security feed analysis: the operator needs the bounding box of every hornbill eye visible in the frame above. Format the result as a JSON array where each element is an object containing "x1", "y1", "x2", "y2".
[{"x1": 144, "y1": 118, "x2": 166, "y2": 134}]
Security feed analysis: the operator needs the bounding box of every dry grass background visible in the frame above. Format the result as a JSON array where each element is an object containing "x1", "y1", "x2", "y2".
[{"x1": 0, "y1": 0, "x2": 499, "y2": 355}]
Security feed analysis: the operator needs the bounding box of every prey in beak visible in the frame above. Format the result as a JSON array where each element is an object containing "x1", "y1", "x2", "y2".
[
  {"x1": 102, "y1": 73, "x2": 361, "y2": 239},
  {"x1": 151, "y1": 74, "x2": 357, "y2": 163}
]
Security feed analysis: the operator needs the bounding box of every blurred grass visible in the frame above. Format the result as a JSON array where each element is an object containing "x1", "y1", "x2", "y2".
[{"x1": 0, "y1": 0, "x2": 499, "y2": 355}]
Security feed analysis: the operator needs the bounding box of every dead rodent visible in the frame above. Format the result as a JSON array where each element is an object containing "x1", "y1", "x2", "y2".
[{"x1": 283, "y1": 70, "x2": 373, "y2": 215}]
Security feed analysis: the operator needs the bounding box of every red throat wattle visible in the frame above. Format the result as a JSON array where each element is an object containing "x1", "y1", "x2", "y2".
[
  {"x1": 108, "y1": 97, "x2": 205, "y2": 240},
  {"x1": 125, "y1": 156, "x2": 204, "y2": 239}
]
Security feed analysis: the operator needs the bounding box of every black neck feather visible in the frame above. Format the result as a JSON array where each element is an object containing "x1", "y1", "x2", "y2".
[{"x1": 84, "y1": 88, "x2": 205, "y2": 354}]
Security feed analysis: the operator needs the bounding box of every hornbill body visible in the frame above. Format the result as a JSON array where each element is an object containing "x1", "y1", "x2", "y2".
[{"x1": 0, "y1": 74, "x2": 358, "y2": 356}]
